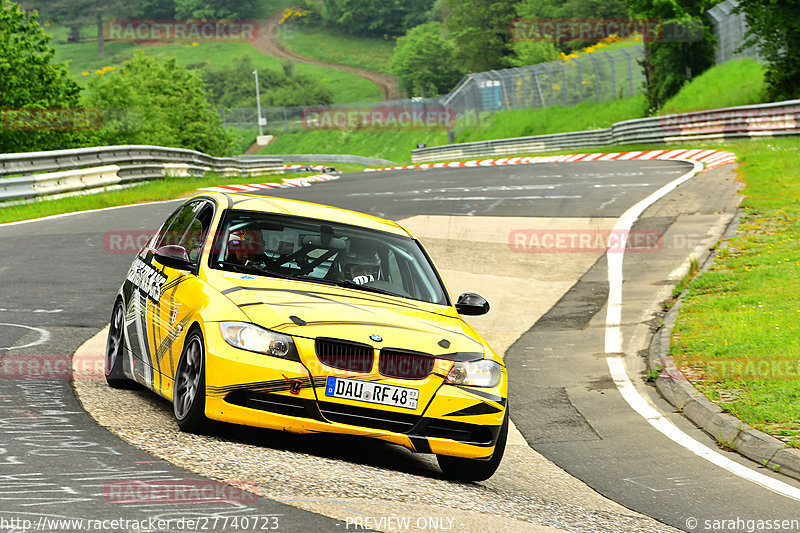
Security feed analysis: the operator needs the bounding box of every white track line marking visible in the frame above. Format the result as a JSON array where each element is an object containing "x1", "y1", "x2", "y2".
[
  {"x1": 0, "y1": 323, "x2": 51, "y2": 350},
  {"x1": 604, "y1": 161, "x2": 800, "y2": 501}
]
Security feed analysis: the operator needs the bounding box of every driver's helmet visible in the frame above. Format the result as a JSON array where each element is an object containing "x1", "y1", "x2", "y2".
[
  {"x1": 227, "y1": 228, "x2": 265, "y2": 260},
  {"x1": 342, "y1": 244, "x2": 380, "y2": 285}
]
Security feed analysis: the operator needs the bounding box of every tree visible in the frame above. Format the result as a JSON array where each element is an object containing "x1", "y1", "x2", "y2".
[
  {"x1": 0, "y1": 0, "x2": 88, "y2": 153},
  {"x1": 199, "y1": 55, "x2": 333, "y2": 108},
  {"x1": 173, "y1": 0, "x2": 259, "y2": 20},
  {"x1": 84, "y1": 51, "x2": 236, "y2": 155},
  {"x1": 736, "y1": 0, "x2": 800, "y2": 101},
  {"x1": 391, "y1": 22, "x2": 464, "y2": 97},
  {"x1": 515, "y1": 0, "x2": 629, "y2": 53},
  {"x1": 425, "y1": 0, "x2": 449, "y2": 23},
  {"x1": 137, "y1": 0, "x2": 175, "y2": 19},
  {"x1": 401, "y1": 0, "x2": 438, "y2": 32},
  {"x1": 31, "y1": 0, "x2": 139, "y2": 57},
  {"x1": 624, "y1": 0, "x2": 716, "y2": 113},
  {"x1": 324, "y1": 0, "x2": 434, "y2": 37},
  {"x1": 508, "y1": 41, "x2": 559, "y2": 67},
  {"x1": 444, "y1": 0, "x2": 520, "y2": 72}
]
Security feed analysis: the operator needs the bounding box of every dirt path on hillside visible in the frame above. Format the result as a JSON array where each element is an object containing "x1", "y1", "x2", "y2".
[{"x1": 253, "y1": 13, "x2": 403, "y2": 101}]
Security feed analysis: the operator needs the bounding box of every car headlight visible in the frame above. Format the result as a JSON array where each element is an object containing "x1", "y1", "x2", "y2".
[
  {"x1": 445, "y1": 360, "x2": 503, "y2": 388},
  {"x1": 219, "y1": 322, "x2": 298, "y2": 359}
]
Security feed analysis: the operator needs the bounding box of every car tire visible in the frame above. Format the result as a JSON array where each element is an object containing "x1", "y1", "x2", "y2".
[
  {"x1": 436, "y1": 407, "x2": 509, "y2": 482},
  {"x1": 105, "y1": 299, "x2": 134, "y2": 389},
  {"x1": 173, "y1": 329, "x2": 209, "y2": 432}
]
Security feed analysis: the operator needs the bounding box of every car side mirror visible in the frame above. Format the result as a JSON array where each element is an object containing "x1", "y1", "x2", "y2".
[
  {"x1": 155, "y1": 245, "x2": 193, "y2": 270},
  {"x1": 455, "y1": 292, "x2": 490, "y2": 316}
]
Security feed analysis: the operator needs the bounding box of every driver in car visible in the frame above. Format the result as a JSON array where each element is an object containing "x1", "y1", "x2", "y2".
[
  {"x1": 341, "y1": 244, "x2": 381, "y2": 285},
  {"x1": 226, "y1": 229, "x2": 266, "y2": 267},
  {"x1": 349, "y1": 262, "x2": 377, "y2": 285}
]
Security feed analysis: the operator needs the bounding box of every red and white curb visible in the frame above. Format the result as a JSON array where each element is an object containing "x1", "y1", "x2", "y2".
[
  {"x1": 363, "y1": 149, "x2": 738, "y2": 173},
  {"x1": 201, "y1": 174, "x2": 338, "y2": 194}
]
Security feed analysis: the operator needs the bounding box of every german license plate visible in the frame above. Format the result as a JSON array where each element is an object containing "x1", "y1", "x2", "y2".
[{"x1": 324, "y1": 376, "x2": 419, "y2": 410}]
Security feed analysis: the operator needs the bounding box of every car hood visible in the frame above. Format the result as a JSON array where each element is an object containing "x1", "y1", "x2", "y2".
[{"x1": 213, "y1": 274, "x2": 485, "y2": 356}]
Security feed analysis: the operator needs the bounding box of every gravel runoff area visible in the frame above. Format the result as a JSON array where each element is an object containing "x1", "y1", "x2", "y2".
[{"x1": 73, "y1": 329, "x2": 676, "y2": 533}]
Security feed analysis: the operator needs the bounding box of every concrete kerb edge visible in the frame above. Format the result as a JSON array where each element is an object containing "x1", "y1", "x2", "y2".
[{"x1": 646, "y1": 207, "x2": 800, "y2": 482}]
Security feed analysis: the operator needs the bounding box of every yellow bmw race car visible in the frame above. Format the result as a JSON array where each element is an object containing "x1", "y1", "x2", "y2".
[{"x1": 105, "y1": 192, "x2": 508, "y2": 481}]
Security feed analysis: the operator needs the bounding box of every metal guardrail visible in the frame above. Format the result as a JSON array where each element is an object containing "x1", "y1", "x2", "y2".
[
  {"x1": 411, "y1": 100, "x2": 800, "y2": 162},
  {"x1": 0, "y1": 145, "x2": 283, "y2": 202}
]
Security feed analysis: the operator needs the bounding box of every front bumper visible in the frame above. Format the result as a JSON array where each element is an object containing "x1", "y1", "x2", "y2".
[{"x1": 203, "y1": 325, "x2": 507, "y2": 459}]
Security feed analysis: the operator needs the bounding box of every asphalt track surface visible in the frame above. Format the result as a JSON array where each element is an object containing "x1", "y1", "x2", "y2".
[{"x1": 1, "y1": 160, "x2": 798, "y2": 532}]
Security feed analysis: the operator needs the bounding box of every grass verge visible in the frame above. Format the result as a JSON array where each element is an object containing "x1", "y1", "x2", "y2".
[
  {"x1": 667, "y1": 136, "x2": 800, "y2": 446},
  {"x1": 660, "y1": 58, "x2": 766, "y2": 114},
  {"x1": 280, "y1": 25, "x2": 395, "y2": 74},
  {"x1": 53, "y1": 36, "x2": 382, "y2": 104},
  {"x1": 454, "y1": 95, "x2": 646, "y2": 144}
]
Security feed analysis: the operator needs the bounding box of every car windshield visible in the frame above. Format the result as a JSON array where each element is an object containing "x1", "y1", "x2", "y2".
[{"x1": 210, "y1": 210, "x2": 449, "y2": 305}]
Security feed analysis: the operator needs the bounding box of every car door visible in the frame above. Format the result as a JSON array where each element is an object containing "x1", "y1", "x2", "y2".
[
  {"x1": 146, "y1": 199, "x2": 216, "y2": 399},
  {"x1": 122, "y1": 204, "x2": 184, "y2": 389}
]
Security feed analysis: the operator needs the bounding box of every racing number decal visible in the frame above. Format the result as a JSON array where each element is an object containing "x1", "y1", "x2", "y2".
[{"x1": 127, "y1": 257, "x2": 167, "y2": 303}]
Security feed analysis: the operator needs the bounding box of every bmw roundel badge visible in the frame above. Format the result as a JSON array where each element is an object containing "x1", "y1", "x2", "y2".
[{"x1": 369, "y1": 334, "x2": 383, "y2": 342}]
